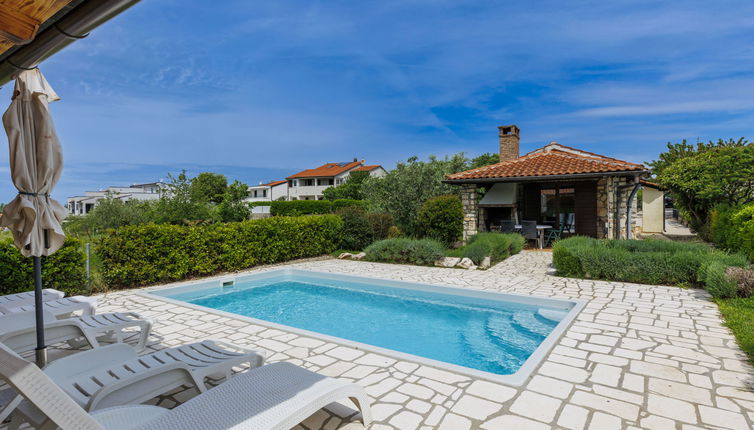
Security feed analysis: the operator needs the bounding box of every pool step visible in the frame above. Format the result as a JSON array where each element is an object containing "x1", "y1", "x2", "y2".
[
  {"x1": 485, "y1": 314, "x2": 542, "y2": 354},
  {"x1": 462, "y1": 319, "x2": 522, "y2": 374},
  {"x1": 512, "y1": 311, "x2": 557, "y2": 338}
]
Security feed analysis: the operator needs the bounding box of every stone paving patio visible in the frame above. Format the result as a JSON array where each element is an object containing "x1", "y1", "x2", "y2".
[{"x1": 22, "y1": 251, "x2": 754, "y2": 429}]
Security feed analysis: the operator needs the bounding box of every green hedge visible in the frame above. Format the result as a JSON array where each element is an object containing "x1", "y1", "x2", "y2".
[
  {"x1": 364, "y1": 238, "x2": 445, "y2": 266},
  {"x1": 553, "y1": 237, "x2": 749, "y2": 295},
  {"x1": 0, "y1": 237, "x2": 88, "y2": 296},
  {"x1": 269, "y1": 199, "x2": 367, "y2": 216},
  {"x1": 711, "y1": 204, "x2": 754, "y2": 260},
  {"x1": 98, "y1": 215, "x2": 344, "y2": 287}
]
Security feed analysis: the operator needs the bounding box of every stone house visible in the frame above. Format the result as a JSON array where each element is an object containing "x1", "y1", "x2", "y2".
[{"x1": 445, "y1": 125, "x2": 649, "y2": 241}]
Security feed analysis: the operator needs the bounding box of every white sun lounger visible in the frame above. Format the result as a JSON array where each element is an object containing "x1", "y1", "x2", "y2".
[
  {"x1": 0, "y1": 310, "x2": 152, "y2": 355},
  {"x1": 6, "y1": 340, "x2": 265, "y2": 427},
  {"x1": 0, "y1": 295, "x2": 97, "y2": 318},
  {"x1": 0, "y1": 288, "x2": 65, "y2": 307},
  {"x1": 0, "y1": 342, "x2": 372, "y2": 430}
]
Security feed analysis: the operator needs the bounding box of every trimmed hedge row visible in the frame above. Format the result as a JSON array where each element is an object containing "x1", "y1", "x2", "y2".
[
  {"x1": 553, "y1": 236, "x2": 749, "y2": 297},
  {"x1": 0, "y1": 237, "x2": 88, "y2": 296},
  {"x1": 98, "y1": 215, "x2": 344, "y2": 287},
  {"x1": 710, "y1": 204, "x2": 754, "y2": 261},
  {"x1": 269, "y1": 199, "x2": 367, "y2": 216}
]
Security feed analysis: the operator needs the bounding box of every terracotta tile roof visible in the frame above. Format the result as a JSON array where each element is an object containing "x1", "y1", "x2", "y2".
[
  {"x1": 353, "y1": 165, "x2": 382, "y2": 172},
  {"x1": 262, "y1": 180, "x2": 287, "y2": 187},
  {"x1": 447, "y1": 143, "x2": 646, "y2": 181},
  {"x1": 286, "y1": 161, "x2": 362, "y2": 179},
  {"x1": 640, "y1": 179, "x2": 664, "y2": 190}
]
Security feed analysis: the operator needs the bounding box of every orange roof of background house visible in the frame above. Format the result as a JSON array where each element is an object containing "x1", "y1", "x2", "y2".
[
  {"x1": 263, "y1": 180, "x2": 287, "y2": 187},
  {"x1": 447, "y1": 143, "x2": 646, "y2": 181},
  {"x1": 353, "y1": 165, "x2": 382, "y2": 172},
  {"x1": 286, "y1": 161, "x2": 363, "y2": 179}
]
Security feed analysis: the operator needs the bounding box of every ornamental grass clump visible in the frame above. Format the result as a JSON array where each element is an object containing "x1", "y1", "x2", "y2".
[{"x1": 364, "y1": 238, "x2": 445, "y2": 266}]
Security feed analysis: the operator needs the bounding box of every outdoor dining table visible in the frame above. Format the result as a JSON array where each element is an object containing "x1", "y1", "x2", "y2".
[{"x1": 513, "y1": 224, "x2": 551, "y2": 248}]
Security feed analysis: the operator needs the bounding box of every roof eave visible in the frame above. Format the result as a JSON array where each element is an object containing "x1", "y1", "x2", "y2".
[{"x1": 444, "y1": 169, "x2": 650, "y2": 185}]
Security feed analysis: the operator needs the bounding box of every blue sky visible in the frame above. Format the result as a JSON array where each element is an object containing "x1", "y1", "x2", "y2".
[{"x1": 2, "y1": 0, "x2": 754, "y2": 202}]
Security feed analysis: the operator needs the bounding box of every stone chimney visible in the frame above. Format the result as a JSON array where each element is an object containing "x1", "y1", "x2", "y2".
[{"x1": 498, "y1": 125, "x2": 520, "y2": 161}]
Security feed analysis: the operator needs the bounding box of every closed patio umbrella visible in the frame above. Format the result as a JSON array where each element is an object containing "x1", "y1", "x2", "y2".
[{"x1": 0, "y1": 68, "x2": 67, "y2": 367}]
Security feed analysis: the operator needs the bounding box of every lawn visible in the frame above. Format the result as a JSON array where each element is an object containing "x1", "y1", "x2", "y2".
[{"x1": 716, "y1": 297, "x2": 754, "y2": 363}]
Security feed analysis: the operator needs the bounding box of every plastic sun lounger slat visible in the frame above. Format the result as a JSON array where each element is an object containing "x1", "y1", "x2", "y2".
[
  {"x1": 126, "y1": 362, "x2": 372, "y2": 430},
  {"x1": 3, "y1": 296, "x2": 97, "y2": 317},
  {"x1": 0, "y1": 289, "x2": 64, "y2": 306}
]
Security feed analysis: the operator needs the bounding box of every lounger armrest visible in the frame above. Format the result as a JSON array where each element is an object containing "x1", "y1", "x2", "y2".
[
  {"x1": 87, "y1": 362, "x2": 197, "y2": 411},
  {"x1": 0, "y1": 319, "x2": 95, "y2": 354}
]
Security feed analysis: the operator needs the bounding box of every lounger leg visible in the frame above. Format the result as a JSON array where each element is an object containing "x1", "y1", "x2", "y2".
[{"x1": 349, "y1": 395, "x2": 373, "y2": 428}]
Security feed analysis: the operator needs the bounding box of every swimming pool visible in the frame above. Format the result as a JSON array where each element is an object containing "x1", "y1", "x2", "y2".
[{"x1": 146, "y1": 269, "x2": 584, "y2": 385}]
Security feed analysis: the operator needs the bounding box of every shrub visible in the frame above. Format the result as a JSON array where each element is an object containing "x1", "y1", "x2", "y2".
[
  {"x1": 98, "y1": 215, "x2": 344, "y2": 287},
  {"x1": 457, "y1": 233, "x2": 526, "y2": 265},
  {"x1": 710, "y1": 204, "x2": 754, "y2": 260},
  {"x1": 416, "y1": 195, "x2": 463, "y2": 246},
  {"x1": 387, "y1": 225, "x2": 402, "y2": 238},
  {"x1": 367, "y1": 213, "x2": 394, "y2": 241},
  {"x1": 364, "y1": 238, "x2": 445, "y2": 266},
  {"x1": 0, "y1": 237, "x2": 88, "y2": 296},
  {"x1": 270, "y1": 200, "x2": 332, "y2": 216},
  {"x1": 553, "y1": 236, "x2": 749, "y2": 287},
  {"x1": 269, "y1": 199, "x2": 367, "y2": 216},
  {"x1": 699, "y1": 261, "x2": 738, "y2": 298},
  {"x1": 726, "y1": 266, "x2": 754, "y2": 298},
  {"x1": 337, "y1": 207, "x2": 373, "y2": 251}
]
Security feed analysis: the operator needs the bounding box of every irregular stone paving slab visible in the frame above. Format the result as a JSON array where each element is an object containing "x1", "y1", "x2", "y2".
[{"x1": 5, "y1": 251, "x2": 750, "y2": 430}]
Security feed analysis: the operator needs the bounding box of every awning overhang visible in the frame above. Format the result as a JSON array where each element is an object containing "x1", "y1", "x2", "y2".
[{"x1": 478, "y1": 183, "x2": 517, "y2": 207}]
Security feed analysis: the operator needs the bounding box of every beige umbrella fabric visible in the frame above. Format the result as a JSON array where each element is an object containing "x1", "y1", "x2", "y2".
[{"x1": 0, "y1": 69, "x2": 66, "y2": 257}]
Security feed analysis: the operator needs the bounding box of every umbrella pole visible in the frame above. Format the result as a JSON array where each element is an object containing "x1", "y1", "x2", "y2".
[{"x1": 33, "y1": 230, "x2": 49, "y2": 368}]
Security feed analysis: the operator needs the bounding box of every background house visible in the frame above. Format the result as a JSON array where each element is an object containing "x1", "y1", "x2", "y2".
[
  {"x1": 446, "y1": 125, "x2": 649, "y2": 241},
  {"x1": 246, "y1": 180, "x2": 288, "y2": 214},
  {"x1": 66, "y1": 182, "x2": 163, "y2": 215},
  {"x1": 286, "y1": 160, "x2": 385, "y2": 200}
]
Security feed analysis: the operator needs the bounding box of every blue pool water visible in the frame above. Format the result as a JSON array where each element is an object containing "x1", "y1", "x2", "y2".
[{"x1": 157, "y1": 271, "x2": 572, "y2": 376}]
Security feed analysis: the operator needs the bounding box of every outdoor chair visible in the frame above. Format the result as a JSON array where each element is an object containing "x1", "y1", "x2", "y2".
[
  {"x1": 0, "y1": 289, "x2": 65, "y2": 307},
  {"x1": 0, "y1": 296, "x2": 97, "y2": 318},
  {"x1": 0, "y1": 310, "x2": 152, "y2": 356},
  {"x1": 499, "y1": 220, "x2": 517, "y2": 233},
  {"x1": 0, "y1": 342, "x2": 372, "y2": 430},
  {"x1": 520, "y1": 220, "x2": 538, "y2": 241},
  {"x1": 545, "y1": 224, "x2": 566, "y2": 247}
]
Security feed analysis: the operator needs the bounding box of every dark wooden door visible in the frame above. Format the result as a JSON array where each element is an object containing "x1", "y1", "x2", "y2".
[{"x1": 574, "y1": 181, "x2": 598, "y2": 237}]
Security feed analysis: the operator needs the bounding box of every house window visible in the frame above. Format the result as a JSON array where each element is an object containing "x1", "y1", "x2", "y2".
[
  {"x1": 317, "y1": 178, "x2": 333, "y2": 186},
  {"x1": 263, "y1": 190, "x2": 267, "y2": 198}
]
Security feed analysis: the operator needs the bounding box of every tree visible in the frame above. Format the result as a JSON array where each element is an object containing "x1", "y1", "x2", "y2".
[
  {"x1": 190, "y1": 172, "x2": 228, "y2": 204},
  {"x1": 322, "y1": 170, "x2": 369, "y2": 200},
  {"x1": 215, "y1": 180, "x2": 251, "y2": 222},
  {"x1": 363, "y1": 153, "x2": 469, "y2": 235},
  {"x1": 155, "y1": 170, "x2": 212, "y2": 224},
  {"x1": 650, "y1": 139, "x2": 754, "y2": 233},
  {"x1": 469, "y1": 153, "x2": 499, "y2": 169}
]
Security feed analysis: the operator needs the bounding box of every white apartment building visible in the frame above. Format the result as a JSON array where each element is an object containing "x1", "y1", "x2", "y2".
[
  {"x1": 66, "y1": 182, "x2": 163, "y2": 215},
  {"x1": 285, "y1": 160, "x2": 386, "y2": 200}
]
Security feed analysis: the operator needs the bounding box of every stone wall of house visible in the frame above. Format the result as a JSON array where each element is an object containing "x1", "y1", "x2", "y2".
[
  {"x1": 603, "y1": 176, "x2": 640, "y2": 239},
  {"x1": 460, "y1": 184, "x2": 478, "y2": 242}
]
